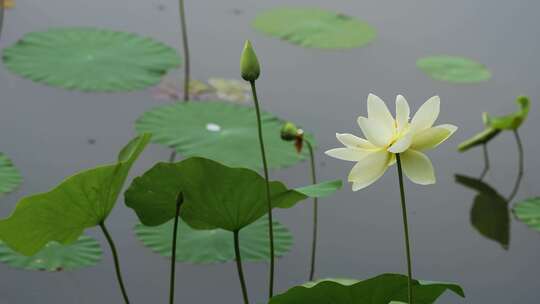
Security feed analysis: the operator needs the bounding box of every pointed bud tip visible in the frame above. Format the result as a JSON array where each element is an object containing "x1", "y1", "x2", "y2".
[{"x1": 240, "y1": 40, "x2": 260, "y2": 82}]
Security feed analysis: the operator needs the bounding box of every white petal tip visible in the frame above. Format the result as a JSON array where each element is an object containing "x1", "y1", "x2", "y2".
[
  {"x1": 447, "y1": 125, "x2": 458, "y2": 133},
  {"x1": 416, "y1": 179, "x2": 436, "y2": 186},
  {"x1": 429, "y1": 95, "x2": 441, "y2": 103},
  {"x1": 351, "y1": 182, "x2": 368, "y2": 191}
]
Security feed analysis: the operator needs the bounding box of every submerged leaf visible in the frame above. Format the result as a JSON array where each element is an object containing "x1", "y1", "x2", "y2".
[
  {"x1": 484, "y1": 96, "x2": 530, "y2": 130},
  {"x1": 253, "y1": 8, "x2": 376, "y2": 49},
  {"x1": 135, "y1": 101, "x2": 315, "y2": 170},
  {"x1": 208, "y1": 78, "x2": 251, "y2": 103},
  {"x1": 417, "y1": 56, "x2": 491, "y2": 83},
  {"x1": 134, "y1": 216, "x2": 293, "y2": 264},
  {"x1": 513, "y1": 197, "x2": 540, "y2": 232},
  {"x1": 0, "y1": 153, "x2": 22, "y2": 195},
  {"x1": 124, "y1": 157, "x2": 342, "y2": 230},
  {"x1": 0, "y1": 134, "x2": 151, "y2": 255},
  {"x1": 0, "y1": 235, "x2": 102, "y2": 271},
  {"x1": 455, "y1": 174, "x2": 509, "y2": 249},
  {"x1": 153, "y1": 78, "x2": 212, "y2": 101},
  {"x1": 270, "y1": 273, "x2": 464, "y2": 303},
  {"x1": 2, "y1": 28, "x2": 180, "y2": 92}
]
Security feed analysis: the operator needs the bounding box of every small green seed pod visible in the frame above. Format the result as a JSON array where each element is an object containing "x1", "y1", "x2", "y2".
[
  {"x1": 280, "y1": 122, "x2": 298, "y2": 141},
  {"x1": 240, "y1": 40, "x2": 260, "y2": 82}
]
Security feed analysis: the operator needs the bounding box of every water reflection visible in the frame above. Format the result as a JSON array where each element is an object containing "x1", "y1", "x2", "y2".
[
  {"x1": 455, "y1": 174, "x2": 511, "y2": 249},
  {"x1": 455, "y1": 132, "x2": 524, "y2": 249}
]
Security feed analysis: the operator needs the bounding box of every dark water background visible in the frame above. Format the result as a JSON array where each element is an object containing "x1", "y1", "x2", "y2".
[{"x1": 1, "y1": 0, "x2": 539, "y2": 303}]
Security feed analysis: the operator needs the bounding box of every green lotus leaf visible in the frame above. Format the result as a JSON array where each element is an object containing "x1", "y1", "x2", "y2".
[
  {"x1": 134, "y1": 216, "x2": 292, "y2": 264},
  {"x1": 124, "y1": 157, "x2": 342, "y2": 230},
  {"x1": 484, "y1": 96, "x2": 530, "y2": 130},
  {"x1": 0, "y1": 235, "x2": 102, "y2": 271},
  {"x1": 2, "y1": 27, "x2": 181, "y2": 92},
  {"x1": 417, "y1": 55, "x2": 491, "y2": 83},
  {"x1": 457, "y1": 127, "x2": 500, "y2": 152},
  {"x1": 0, "y1": 153, "x2": 22, "y2": 195},
  {"x1": 269, "y1": 273, "x2": 464, "y2": 303},
  {"x1": 252, "y1": 8, "x2": 376, "y2": 49},
  {"x1": 135, "y1": 101, "x2": 315, "y2": 170},
  {"x1": 302, "y1": 278, "x2": 359, "y2": 288},
  {"x1": 0, "y1": 134, "x2": 151, "y2": 256},
  {"x1": 455, "y1": 174, "x2": 509, "y2": 249},
  {"x1": 513, "y1": 197, "x2": 540, "y2": 232}
]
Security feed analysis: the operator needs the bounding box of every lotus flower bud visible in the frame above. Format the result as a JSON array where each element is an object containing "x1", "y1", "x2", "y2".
[
  {"x1": 240, "y1": 40, "x2": 260, "y2": 82},
  {"x1": 281, "y1": 122, "x2": 298, "y2": 141}
]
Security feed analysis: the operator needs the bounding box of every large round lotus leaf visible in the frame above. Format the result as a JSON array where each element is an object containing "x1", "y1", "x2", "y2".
[
  {"x1": 302, "y1": 278, "x2": 359, "y2": 288},
  {"x1": 134, "y1": 216, "x2": 292, "y2": 264},
  {"x1": 2, "y1": 28, "x2": 181, "y2": 92},
  {"x1": 0, "y1": 153, "x2": 22, "y2": 195},
  {"x1": 270, "y1": 274, "x2": 465, "y2": 304},
  {"x1": 417, "y1": 56, "x2": 491, "y2": 83},
  {"x1": 0, "y1": 235, "x2": 102, "y2": 271},
  {"x1": 514, "y1": 197, "x2": 540, "y2": 232},
  {"x1": 136, "y1": 102, "x2": 314, "y2": 170},
  {"x1": 124, "y1": 157, "x2": 342, "y2": 230},
  {"x1": 0, "y1": 135, "x2": 151, "y2": 256},
  {"x1": 252, "y1": 8, "x2": 376, "y2": 49},
  {"x1": 253, "y1": 8, "x2": 377, "y2": 49}
]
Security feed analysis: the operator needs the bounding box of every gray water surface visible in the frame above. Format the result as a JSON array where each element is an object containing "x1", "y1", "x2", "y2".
[{"x1": 1, "y1": 0, "x2": 539, "y2": 303}]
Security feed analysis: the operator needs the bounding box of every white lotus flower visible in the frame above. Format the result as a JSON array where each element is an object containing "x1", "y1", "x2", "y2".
[{"x1": 326, "y1": 94, "x2": 457, "y2": 191}]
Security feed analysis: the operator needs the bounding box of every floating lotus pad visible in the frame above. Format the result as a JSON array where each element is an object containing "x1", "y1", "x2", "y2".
[
  {"x1": 124, "y1": 157, "x2": 342, "y2": 230},
  {"x1": 2, "y1": 28, "x2": 181, "y2": 92},
  {"x1": 0, "y1": 153, "x2": 22, "y2": 195},
  {"x1": 253, "y1": 8, "x2": 376, "y2": 49},
  {"x1": 270, "y1": 273, "x2": 464, "y2": 303},
  {"x1": 514, "y1": 197, "x2": 540, "y2": 232},
  {"x1": 134, "y1": 216, "x2": 293, "y2": 264},
  {"x1": 417, "y1": 56, "x2": 491, "y2": 83},
  {"x1": 0, "y1": 135, "x2": 151, "y2": 256},
  {"x1": 0, "y1": 235, "x2": 102, "y2": 271},
  {"x1": 136, "y1": 102, "x2": 314, "y2": 170}
]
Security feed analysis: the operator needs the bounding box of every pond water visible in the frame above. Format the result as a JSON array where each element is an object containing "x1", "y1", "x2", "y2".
[{"x1": 1, "y1": 0, "x2": 539, "y2": 303}]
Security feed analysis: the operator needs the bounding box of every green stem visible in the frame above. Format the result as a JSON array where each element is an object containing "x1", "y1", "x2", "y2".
[
  {"x1": 508, "y1": 130, "x2": 524, "y2": 201},
  {"x1": 99, "y1": 222, "x2": 130, "y2": 304},
  {"x1": 169, "y1": 193, "x2": 183, "y2": 304},
  {"x1": 168, "y1": 0, "x2": 191, "y2": 163},
  {"x1": 169, "y1": 151, "x2": 177, "y2": 163},
  {"x1": 0, "y1": 2, "x2": 5, "y2": 43},
  {"x1": 249, "y1": 80, "x2": 275, "y2": 298},
  {"x1": 306, "y1": 140, "x2": 318, "y2": 281},
  {"x1": 396, "y1": 154, "x2": 414, "y2": 304},
  {"x1": 234, "y1": 231, "x2": 250, "y2": 304},
  {"x1": 479, "y1": 143, "x2": 490, "y2": 180},
  {"x1": 178, "y1": 0, "x2": 190, "y2": 101}
]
